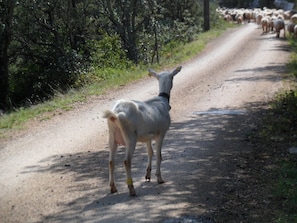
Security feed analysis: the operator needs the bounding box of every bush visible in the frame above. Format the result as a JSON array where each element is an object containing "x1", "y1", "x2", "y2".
[
  {"x1": 8, "y1": 48, "x2": 84, "y2": 106},
  {"x1": 75, "y1": 34, "x2": 133, "y2": 86}
]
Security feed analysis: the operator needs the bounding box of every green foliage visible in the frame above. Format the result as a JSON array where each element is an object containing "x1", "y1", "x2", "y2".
[
  {"x1": 6, "y1": 0, "x2": 94, "y2": 106},
  {"x1": 8, "y1": 49, "x2": 84, "y2": 105},
  {"x1": 0, "y1": 22, "x2": 232, "y2": 133},
  {"x1": 91, "y1": 34, "x2": 132, "y2": 70},
  {"x1": 1, "y1": 0, "x2": 221, "y2": 110},
  {"x1": 259, "y1": 37, "x2": 297, "y2": 145},
  {"x1": 287, "y1": 39, "x2": 297, "y2": 78},
  {"x1": 76, "y1": 34, "x2": 133, "y2": 86},
  {"x1": 257, "y1": 35, "x2": 297, "y2": 223},
  {"x1": 255, "y1": 89, "x2": 297, "y2": 223},
  {"x1": 259, "y1": 90, "x2": 297, "y2": 146}
]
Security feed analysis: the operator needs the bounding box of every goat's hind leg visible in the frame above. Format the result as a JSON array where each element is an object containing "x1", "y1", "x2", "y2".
[
  {"x1": 145, "y1": 141, "x2": 153, "y2": 182},
  {"x1": 155, "y1": 136, "x2": 165, "y2": 184},
  {"x1": 109, "y1": 135, "x2": 118, "y2": 194},
  {"x1": 124, "y1": 139, "x2": 137, "y2": 196}
]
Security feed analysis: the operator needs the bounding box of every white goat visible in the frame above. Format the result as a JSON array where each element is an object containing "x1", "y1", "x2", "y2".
[{"x1": 103, "y1": 66, "x2": 182, "y2": 196}]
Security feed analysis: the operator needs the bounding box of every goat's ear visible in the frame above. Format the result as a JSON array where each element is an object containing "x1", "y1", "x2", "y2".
[
  {"x1": 148, "y1": 69, "x2": 159, "y2": 79},
  {"x1": 171, "y1": 66, "x2": 182, "y2": 76}
]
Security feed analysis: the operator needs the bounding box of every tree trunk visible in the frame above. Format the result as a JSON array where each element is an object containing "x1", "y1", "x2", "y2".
[
  {"x1": 203, "y1": 0, "x2": 210, "y2": 32},
  {"x1": 0, "y1": 0, "x2": 16, "y2": 109}
]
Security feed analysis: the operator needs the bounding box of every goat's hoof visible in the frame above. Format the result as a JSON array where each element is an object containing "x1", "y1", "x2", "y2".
[
  {"x1": 145, "y1": 174, "x2": 151, "y2": 182},
  {"x1": 128, "y1": 185, "x2": 136, "y2": 196},
  {"x1": 156, "y1": 174, "x2": 165, "y2": 184},
  {"x1": 110, "y1": 184, "x2": 118, "y2": 194},
  {"x1": 158, "y1": 179, "x2": 165, "y2": 184},
  {"x1": 145, "y1": 168, "x2": 151, "y2": 181},
  {"x1": 157, "y1": 176, "x2": 165, "y2": 184}
]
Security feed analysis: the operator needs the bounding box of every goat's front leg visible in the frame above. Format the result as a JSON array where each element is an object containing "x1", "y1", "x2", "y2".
[
  {"x1": 145, "y1": 141, "x2": 153, "y2": 182},
  {"x1": 155, "y1": 136, "x2": 165, "y2": 184},
  {"x1": 109, "y1": 136, "x2": 118, "y2": 194},
  {"x1": 124, "y1": 140, "x2": 136, "y2": 196}
]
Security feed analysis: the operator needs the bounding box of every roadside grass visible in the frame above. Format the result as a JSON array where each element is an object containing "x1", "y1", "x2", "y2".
[
  {"x1": 274, "y1": 159, "x2": 297, "y2": 223},
  {"x1": 257, "y1": 39, "x2": 297, "y2": 222},
  {"x1": 0, "y1": 67, "x2": 145, "y2": 132},
  {"x1": 0, "y1": 21, "x2": 236, "y2": 136},
  {"x1": 253, "y1": 88, "x2": 297, "y2": 223}
]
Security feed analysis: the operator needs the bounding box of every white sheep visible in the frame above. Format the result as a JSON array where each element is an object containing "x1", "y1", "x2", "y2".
[
  {"x1": 294, "y1": 24, "x2": 297, "y2": 38},
  {"x1": 290, "y1": 14, "x2": 297, "y2": 24},
  {"x1": 103, "y1": 66, "x2": 182, "y2": 196},
  {"x1": 261, "y1": 16, "x2": 271, "y2": 33},
  {"x1": 273, "y1": 18, "x2": 286, "y2": 38},
  {"x1": 270, "y1": 15, "x2": 277, "y2": 32},
  {"x1": 255, "y1": 13, "x2": 263, "y2": 26},
  {"x1": 287, "y1": 21, "x2": 296, "y2": 36}
]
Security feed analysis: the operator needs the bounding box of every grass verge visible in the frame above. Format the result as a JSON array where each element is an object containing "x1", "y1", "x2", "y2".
[
  {"x1": 255, "y1": 40, "x2": 297, "y2": 222},
  {"x1": 268, "y1": 90, "x2": 297, "y2": 223}
]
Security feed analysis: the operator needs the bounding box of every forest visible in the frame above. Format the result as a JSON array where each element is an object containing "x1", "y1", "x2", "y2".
[{"x1": 0, "y1": 0, "x2": 283, "y2": 110}]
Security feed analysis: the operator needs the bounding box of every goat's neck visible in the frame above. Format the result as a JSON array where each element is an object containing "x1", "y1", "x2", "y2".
[
  {"x1": 158, "y1": 92, "x2": 170, "y2": 102},
  {"x1": 158, "y1": 92, "x2": 171, "y2": 111}
]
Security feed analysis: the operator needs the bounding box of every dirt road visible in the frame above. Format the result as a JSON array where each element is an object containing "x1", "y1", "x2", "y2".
[{"x1": 0, "y1": 23, "x2": 290, "y2": 223}]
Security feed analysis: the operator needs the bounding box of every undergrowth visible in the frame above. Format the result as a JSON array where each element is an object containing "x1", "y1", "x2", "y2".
[
  {"x1": 257, "y1": 38, "x2": 297, "y2": 222},
  {"x1": 271, "y1": 90, "x2": 297, "y2": 223},
  {"x1": 255, "y1": 88, "x2": 297, "y2": 223},
  {"x1": 274, "y1": 159, "x2": 297, "y2": 223}
]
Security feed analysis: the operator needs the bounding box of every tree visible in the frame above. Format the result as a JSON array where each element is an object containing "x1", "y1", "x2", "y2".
[
  {"x1": 0, "y1": 0, "x2": 16, "y2": 109},
  {"x1": 97, "y1": 0, "x2": 152, "y2": 63},
  {"x1": 204, "y1": 0, "x2": 210, "y2": 31},
  {"x1": 2, "y1": 0, "x2": 207, "y2": 109},
  {"x1": 9, "y1": 0, "x2": 97, "y2": 104}
]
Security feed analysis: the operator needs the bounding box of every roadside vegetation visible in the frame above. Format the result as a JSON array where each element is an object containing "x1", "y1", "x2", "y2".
[
  {"x1": 273, "y1": 38, "x2": 297, "y2": 223},
  {"x1": 0, "y1": 21, "x2": 235, "y2": 134},
  {"x1": 254, "y1": 38, "x2": 297, "y2": 223},
  {"x1": 1, "y1": 0, "x2": 220, "y2": 110},
  {"x1": 0, "y1": 0, "x2": 229, "y2": 134},
  {"x1": 264, "y1": 90, "x2": 297, "y2": 223}
]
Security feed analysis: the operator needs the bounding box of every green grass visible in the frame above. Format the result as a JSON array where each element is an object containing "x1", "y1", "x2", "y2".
[
  {"x1": 274, "y1": 160, "x2": 297, "y2": 223},
  {"x1": 272, "y1": 51, "x2": 297, "y2": 222},
  {"x1": 256, "y1": 39, "x2": 297, "y2": 222},
  {"x1": 287, "y1": 38, "x2": 297, "y2": 79},
  {"x1": 256, "y1": 89, "x2": 297, "y2": 223},
  {"x1": 0, "y1": 21, "x2": 236, "y2": 136}
]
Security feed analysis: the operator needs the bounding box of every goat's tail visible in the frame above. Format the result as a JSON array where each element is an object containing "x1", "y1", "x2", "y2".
[{"x1": 103, "y1": 110, "x2": 118, "y2": 122}]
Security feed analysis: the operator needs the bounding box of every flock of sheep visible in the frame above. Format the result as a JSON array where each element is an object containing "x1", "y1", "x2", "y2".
[{"x1": 216, "y1": 7, "x2": 297, "y2": 38}]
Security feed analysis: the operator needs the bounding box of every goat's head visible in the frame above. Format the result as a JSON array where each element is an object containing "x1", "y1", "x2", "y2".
[{"x1": 148, "y1": 66, "x2": 182, "y2": 95}]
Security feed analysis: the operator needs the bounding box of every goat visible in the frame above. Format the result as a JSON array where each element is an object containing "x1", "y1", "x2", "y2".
[{"x1": 103, "y1": 66, "x2": 182, "y2": 196}]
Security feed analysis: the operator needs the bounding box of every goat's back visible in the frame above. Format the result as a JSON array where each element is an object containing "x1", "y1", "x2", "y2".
[{"x1": 104, "y1": 98, "x2": 171, "y2": 140}]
